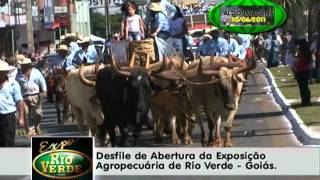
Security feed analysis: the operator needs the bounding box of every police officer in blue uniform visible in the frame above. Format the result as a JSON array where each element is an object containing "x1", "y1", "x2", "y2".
[{"x1": 0, "y1": 61, "x2": 25, "y2": 147}]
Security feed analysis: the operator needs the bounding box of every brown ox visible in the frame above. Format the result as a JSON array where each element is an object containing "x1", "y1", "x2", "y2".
[
  {"x1": 159, "y1": 55, "x2": 255, "y2": 147},
  {"x1": 65, "y1": 64, "x2": 105, "y2": 136},
  {"x1": 189, "y1": 56, "x2": 254, "y2": 147},
  {"x1": 149, "y1": 56, "x2": 194, "y2": 145},
  {"x1": 151, "y1": 87, "x2": 194, "y2": 145}
]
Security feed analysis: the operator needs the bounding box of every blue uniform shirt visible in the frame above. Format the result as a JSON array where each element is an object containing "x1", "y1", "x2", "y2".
[
  {"x1": 202, "y1": 37, "x2": 229, "y2": 56},
  {"x1": 160, "y1": 0, "x2": 177, "y2": 18},
  {"x1": 145, "y1": 0, "x2": 177, "y2": 28},
  {"x1": 214, "y1": 37, "x2": 229, "y2": 56},
  {"x1": 227, "y1": 38, "x2": 240, "y2": 56},
  {"x1": 238, "y1": 34, "x2": 251, "y2": 48},
  {"x1": 46, "y1": 53, "x2": 64, "y2": 72},
  {"x1": 69, "y1": 42, "x2": 81, "y2": 52},
  {"x1": 16, "y1": 68, "x2": 47, "y2": 96},
  {"x1": 151, "y1": 12, "x2": 170, "y2": 33},
  {"x1": 238, "y1": 45, "x2": 247, "y2": 60},
  {"x1": 0, "y1": 80, "x2": 23, "y2": 114},
  {"x1": 196, "y1": 43, "x2": 208, "y2": 56},
  {"x1": 73, "y1": 45, "x2": 98, "y2": 65}
]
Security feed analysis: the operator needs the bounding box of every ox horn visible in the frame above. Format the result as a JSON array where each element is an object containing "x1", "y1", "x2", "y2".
[
  {"x1": 152, "y1": 70, "x2": 182, "y2": 80},
  {"x1": 148, "y1": 56, "x2": 167, "y2": 76},
  {"x1": 79, "y1": 64, "x2": 96, "y2": 87},
  {"x1": 181, "y1": 56, "x2": 185, "y2": 70},
  {"x1": 197, "y1": 57, "x2": 203, "y2": 75},
  {"x1": 202, "y1": 69, "x2": 220, "y2": 76},
  {"x1": 111, "y1": 55, "x2": 131, "y2": 77},
  {"x1": 147, "y1": 59, "x2": 163, "y2": 71},
  {"x1": 233, "y1": 56, "x2": 256, "y2": 75}
]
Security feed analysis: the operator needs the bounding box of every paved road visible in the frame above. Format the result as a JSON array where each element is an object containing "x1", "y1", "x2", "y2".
[
  {"x1": 15, "y1": 103, "x2": 81, "y2": 147},
  {"x1": 4, "y1": 176, "x2": 320, "y2": 180},
  {"x1": 7, "y1": 63, "x2": 310, "y2": 180},
  {"x1": 14, "y1": 62, "x2": 302, "y2": 147},
  {"x1": 133, "y1": 62, "x2": 302, "y2": 147}
]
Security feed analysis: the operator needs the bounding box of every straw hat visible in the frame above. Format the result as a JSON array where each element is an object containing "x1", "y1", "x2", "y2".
[
  {"x1": 148, "y1": 3, "x2": 163, "y2": 12},
  {"x1": 202, "y1": 34, "x2": 212, "y2": 39},
  {"x1": 56, "y1": 44, "x2": 70, "y2": 52},
  {"x1": 77, "y1": 36, "x2": 91, "y2": 44},
  {"x1": 15, "y1": 54, "x2": 26, "y2": 61},
  {"x1": 60, "y1": 35, "x2": 66, "y2": 41},
  {"x1": 0, "y1": 61, "x2": 15, "y2": 72},
  {"x1": 20, "y1": 58, "x2": 32, "y2": 65},
  {"x1": 65, "y1": 33, "x2": 77, "y2": 39}
]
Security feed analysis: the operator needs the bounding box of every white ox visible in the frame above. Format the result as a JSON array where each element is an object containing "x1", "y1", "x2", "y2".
[{"x1": 65, "y1": 64, "x2": 105, "y2": 136}]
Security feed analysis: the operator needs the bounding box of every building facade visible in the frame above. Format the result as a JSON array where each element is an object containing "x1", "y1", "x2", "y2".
[{"x1": 0, "y1": 0, "x2": 91, "y2": 56}]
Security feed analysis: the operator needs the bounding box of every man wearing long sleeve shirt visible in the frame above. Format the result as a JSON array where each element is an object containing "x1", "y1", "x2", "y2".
[
  {"x1": 73, "y1": 37, "x2": 98, "y2": 66},
  {"x1": 145, "y1": 0, "x2": 176, "y2": 32},
  {"x1": 149, "y1": 3, "x2": 171, "y2": 61},
  {"x1": 195, "y1": 34, "x2": 212, "y2": 56},
  {"x1": 16, "y1": 58, "x2": 47, "y2": 136},
  {"x1": 238, "y1": 33, "x2": 253, "y2": 60},
  {"x1": 205, "y1": 30, "x2": 229, "y2": 56},
  {"x1": 224, "y1": 32, "x2": 240, "y2": 57},
  {"x1": 238, "y1": 34, "x2": 251, "y2": 49}
]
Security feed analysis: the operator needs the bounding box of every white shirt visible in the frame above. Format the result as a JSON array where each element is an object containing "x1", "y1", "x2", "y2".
[
  {"x1": 0, "y1": 20, "x2": 5, "y2": 28},
  {"x1": 127, "y1": 15, "x2": 141, "y2": 32}
]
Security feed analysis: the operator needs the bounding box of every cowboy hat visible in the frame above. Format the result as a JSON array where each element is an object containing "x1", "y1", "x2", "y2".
[
  {"x1": 65, "y1": 33, "x2": 77, "y2": 39},
  {"x1": 0, "y1": 61, "x2": 15, "y2": 72},
  {"x1": 60, "y1": 35, "x2": 66, "y2": 41},
  {"x1": 20, "y1": 58, "x2": 32, "y2": 65},
  {"x1": 202, "y1": 34, "x2": 212, "y2": 39},
  {"x1": 148, "y1": 3, "x2": 163, "y2": 12},
  {"x1": 56, "y1": 44, "x2": 70, "y2": 52},
  {"x1": 15, "y1": 54, "x2": 25, "y2": 61},
  {"x1": 77, "y1": 36, "x2": 91, "y2": 44}
]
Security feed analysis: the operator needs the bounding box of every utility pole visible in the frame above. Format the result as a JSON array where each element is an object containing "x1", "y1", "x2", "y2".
[
  {"x1": 69, "y1": 0, "x2": 77, "y2": 34},
  {"x1": 26, "y1": 0, "x2": 34, "y2": 52},
  {"x1": 105, "y1": 0, "x2": 110, "y2": 37}
]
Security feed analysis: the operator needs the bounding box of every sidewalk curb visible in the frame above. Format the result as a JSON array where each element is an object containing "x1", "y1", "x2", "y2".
[{"x1": 264, "y1": 68, "x2": 320, "y2": 145}]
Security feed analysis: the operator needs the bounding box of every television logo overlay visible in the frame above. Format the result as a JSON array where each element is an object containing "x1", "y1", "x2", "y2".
[
  {"x1": 208, "y1": 0, "x2": 287, "y2": 34},
  {"x1": 32, "y1": 137, "x2": 93, "y2": 180}
]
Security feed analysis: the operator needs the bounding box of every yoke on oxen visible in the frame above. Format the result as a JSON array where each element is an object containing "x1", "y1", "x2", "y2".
[{"x1": 128, "y1": 39, "x2": 157, "y2": 68}]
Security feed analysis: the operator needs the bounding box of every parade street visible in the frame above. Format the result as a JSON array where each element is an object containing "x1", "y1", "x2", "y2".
[{"x1": 14, "y1": 61, "x2": 302, "y2": 148}]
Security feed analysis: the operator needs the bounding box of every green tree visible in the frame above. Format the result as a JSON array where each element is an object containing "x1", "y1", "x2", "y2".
[
  {"x1": 90, "y1": 11, "x2": 122, "y2": 38},
  {"x1": 273, "y1": 0, "x2": 320, "y2": 41},
  {"x1": 90, "y1": 11, "x2": 107, "y2": 38},
  {"x1": 110, "y1": 14, "x2": 122, "y2": 34}
]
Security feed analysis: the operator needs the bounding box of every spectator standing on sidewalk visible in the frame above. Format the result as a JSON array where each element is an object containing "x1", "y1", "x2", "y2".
[
  {"x1": 268, "y1": 32, "x2": 281, "y2": 67},
  {"x1": 16, "y1": 58, "x2": 47, "y2": 136},
  {"x1": 310, "y1": 32, "x2": 320, "y2": 83},
  {"x1": 294, "y1": 39, "x2": 312, "y2": 106},
  {"x1": 0, "y1": 61, "x2": 25, "y2": 147},
  {"x1": 284, "y1": 31, "x2": 297, "y2": 77}
]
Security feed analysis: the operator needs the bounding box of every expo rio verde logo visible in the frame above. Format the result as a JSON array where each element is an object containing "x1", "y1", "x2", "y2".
[
  {"x1": 32, "y1": 137, "x2": 93, "y2": 180},
  {"x1": 208, "y1": 0, "x2": 287, "y2": 34}
]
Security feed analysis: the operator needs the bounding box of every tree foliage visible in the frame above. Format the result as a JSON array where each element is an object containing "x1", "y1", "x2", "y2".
[
  {"x1": 273, "y1": 0, "x2": 320, "y2": 40},
  {"x1": 90, "y1": 11, "x2": 122, "y2": 38}
]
